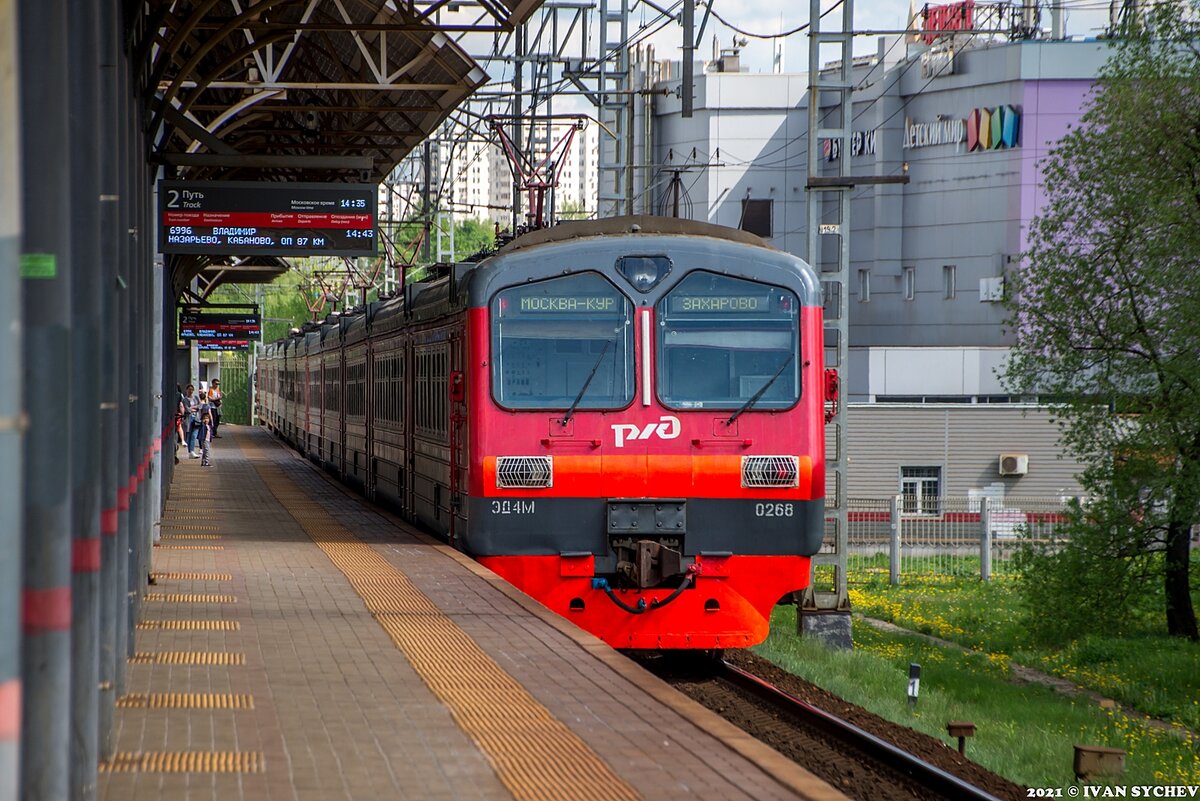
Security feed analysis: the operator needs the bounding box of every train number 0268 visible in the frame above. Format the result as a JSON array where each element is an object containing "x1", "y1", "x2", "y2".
[{"x1": 754, "y1": 503, "x2": 794, "y2": 518}]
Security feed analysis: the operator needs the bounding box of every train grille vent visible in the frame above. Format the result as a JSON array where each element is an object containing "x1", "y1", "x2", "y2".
[
  {"x1": 496, "y1": 456, "x2": 553, "y2": 488},
  {"x1": 741, "y1": 456, "x2": 800, "y2": 488}
]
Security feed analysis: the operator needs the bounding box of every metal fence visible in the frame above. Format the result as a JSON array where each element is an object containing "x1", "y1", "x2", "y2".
[{"x1": 846, "y1": 496, "x2": 1075, "y2": 584}]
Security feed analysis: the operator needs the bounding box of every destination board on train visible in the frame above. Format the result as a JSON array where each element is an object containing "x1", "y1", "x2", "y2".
[{"x1": 158, "y1": 180, "x2": 377, "y2": 257}]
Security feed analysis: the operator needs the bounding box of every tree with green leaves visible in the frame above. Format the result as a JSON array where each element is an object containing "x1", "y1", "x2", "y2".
[
  {"x1": 555, "y1": 200, "x2": 592, "y2": 221},
  {"x1": 453, "y1": 218, "x2": 496, "y2": 260},
  {"x1": 1003, "y1": 2, "x2": 1200, "y2": 640}
]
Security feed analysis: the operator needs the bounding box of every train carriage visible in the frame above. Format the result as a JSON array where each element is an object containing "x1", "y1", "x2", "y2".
[{"x1": 270, "y1": 217, "x2": 826, "y2": 650}]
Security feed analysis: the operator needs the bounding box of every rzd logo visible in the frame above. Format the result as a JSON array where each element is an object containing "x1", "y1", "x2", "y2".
[{"x1": 611, "y1": 415, "x2": 681, "y2": 448}]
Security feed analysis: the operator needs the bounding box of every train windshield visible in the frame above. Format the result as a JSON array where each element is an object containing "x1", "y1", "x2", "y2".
[
  {"x1": 491, "y1": 273, "x2": 635, "y2": 410},
  {"x1": 656, "y1": 272, "x2": 799, "y2": 410}
]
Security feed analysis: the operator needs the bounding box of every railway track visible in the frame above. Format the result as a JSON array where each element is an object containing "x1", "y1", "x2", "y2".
[{"x1": 639, "y1": 653, "x2": 1011, "y2": 801}]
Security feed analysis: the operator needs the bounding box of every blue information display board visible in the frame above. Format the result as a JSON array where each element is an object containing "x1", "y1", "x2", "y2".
[{"x1": 159, "y1": 180, "x2": 377, "y2": 257}]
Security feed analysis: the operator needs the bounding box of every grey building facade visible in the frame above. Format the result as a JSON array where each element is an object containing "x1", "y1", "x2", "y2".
[{"x1": 646, "y1": 37, "x2": 1112, "y2": 498}]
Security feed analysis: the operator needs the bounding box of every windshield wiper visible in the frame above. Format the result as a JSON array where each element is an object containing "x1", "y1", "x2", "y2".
[
  {"x1": 561, "y1": 339, "x2": 612, "y2": 425},
  {"x1": 725, "y1": 353, "x2": 794, "y2": 427}
]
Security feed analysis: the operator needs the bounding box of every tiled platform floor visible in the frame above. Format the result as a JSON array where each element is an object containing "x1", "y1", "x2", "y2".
[{"x1": 98, "y1": 426, "x2": 845, "y2": 801}]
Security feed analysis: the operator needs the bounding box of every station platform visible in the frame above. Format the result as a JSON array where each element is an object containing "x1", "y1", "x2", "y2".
[{"x1": 99, "y1": 426, "x2": 846, "y2": 801}]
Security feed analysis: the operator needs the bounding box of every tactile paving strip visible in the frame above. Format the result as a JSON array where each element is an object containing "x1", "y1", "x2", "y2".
[
  {"x1": 161, "y1": 534, "x2": 222, "y2": 541},
  {"x1": 155, "y1": 545, "x2": 225, "y2": 551},
  {"x1": 150, "y1": 572, "x2": 233, "y2": 581},
  {"x1": 160, "y1": 524, "x2": 220, "y2": 531},
  {"x1": 144, "y1": 593, "x2": 237, "y2": 603},
  {"x1": 117, "y1": 693, "x2": 254, "y2": 709},
  {"x1": 242, "y1": 441, "x2": 641, "y2": 801},
  {"x1": 136, "y1": 620, "x2": 239, "y2": 631},
  {"x1": 129, "y1": 652, "x2": 245, "y2": 666},
  {"x1": 100, "y1": 751, "x2": 261, "y2": 773}
]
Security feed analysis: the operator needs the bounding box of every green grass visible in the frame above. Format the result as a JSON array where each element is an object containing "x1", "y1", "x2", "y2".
[
  {"x1": 844, "y1": 576, "x2": 1200, "y2": 733},
  {"x1": 755, "y1": 610, "x2": 1200, "y2": 788}
]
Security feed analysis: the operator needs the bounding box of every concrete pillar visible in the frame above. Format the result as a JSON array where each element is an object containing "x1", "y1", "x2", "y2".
[
  {"x1": 18, "y1": 0, "x2": 73, "y2": 797},
  {"x1": 114, "y1": 28, "x2": 131, "y2": 681},
  {"x1": 66, "y1": 1, "x2": 102, "y2": 797},
  {"x1": 980, "y1": 498, "x2": 993, "y2": 582},
  {"x1": 0, "y1": 1, "x2": 24, "y2": 798},
  {"x1": 889, "y1": 494, "x2": 902, "y2": 586},
  {"x1": 96, "y1": 0, "x2": 122, "y2": 759}
]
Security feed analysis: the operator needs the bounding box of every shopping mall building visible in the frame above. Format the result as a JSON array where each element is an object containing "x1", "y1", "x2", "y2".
[{"x1": 648, "y1": 33, "x2": 1115, "y2": 500}]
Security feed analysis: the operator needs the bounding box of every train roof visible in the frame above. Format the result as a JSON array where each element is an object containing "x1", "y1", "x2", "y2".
[
  {"x1": 496, "y1": 216, "x2": 777, "y2": 255},
  {"x1": 262, "y1": 217, "x2": 803, "y2": 350}
]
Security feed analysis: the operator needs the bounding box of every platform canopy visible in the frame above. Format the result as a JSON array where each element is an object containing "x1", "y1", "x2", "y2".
[
  {"x1": 179, "y1": 256, "x2": 292, "y2": 301},
  {"x1": 134, "y1": 0, "x2": 540, "y2": 296}
]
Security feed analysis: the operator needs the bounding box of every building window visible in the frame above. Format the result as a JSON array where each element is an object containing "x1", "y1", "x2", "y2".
[
  {"x1": 943, "y1": 265, "x2": 956, "y2": 299},
  {"x1": 903, "y1": 266, "x2": 916, "y2": 301},
  {"x1": 858, "y1": 269, "x2": 870, "y2": 303},
  {"x1": 739, "y1": 198, "x2": 772, "y2": 238},
  {"x1": 900, "y1": 466, "x2": 941, "y2": 515}
]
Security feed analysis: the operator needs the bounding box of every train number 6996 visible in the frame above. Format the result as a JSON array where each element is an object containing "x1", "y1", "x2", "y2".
[{"x1": 755, "y1": 503, "x2": 794, "y2": 518}]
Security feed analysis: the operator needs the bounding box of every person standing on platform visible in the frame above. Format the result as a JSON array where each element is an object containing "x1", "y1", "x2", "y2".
[
  {"x1": 184, "y1": 383, "x2": 201, "y2": 457},
  {"x1": 197, "y1": 390, "x2": 214, "y2": 466},
  {"x1": 174, "y1": 383, "x2": 187, "y2": 463},
  {"x1": 209, "y1": 378, "x2": 223, "y2": 437}
]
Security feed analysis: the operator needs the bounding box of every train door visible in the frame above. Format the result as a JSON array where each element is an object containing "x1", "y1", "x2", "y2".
[
  {"x1": 337, "y1": 349, "x2": 346, "y2": 478},
  {"x1": 403, "y1": 332, "x2": 415, "y2": 518},
  {"x1": 365, "y1": 339, "x2": 376, "y2": 501},
  {"x1": 448, "y1": 331, "x2": 467, "y2": 546},
  {"x1": 303, "y1": 357, "x2": 311, "y2": 456},
  {"x1": 317, "y1": 354, "x2": 326, "y2": 464}
]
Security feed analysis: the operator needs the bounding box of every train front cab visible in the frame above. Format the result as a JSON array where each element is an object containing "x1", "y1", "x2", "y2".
[{"x1": 462, "y1": 226, "x2": 825, "y2": 651}]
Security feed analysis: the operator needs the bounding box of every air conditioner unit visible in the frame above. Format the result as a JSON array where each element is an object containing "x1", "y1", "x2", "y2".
[{"x1": 999, "y1": 453, "x2": 1029, "y2": 476}]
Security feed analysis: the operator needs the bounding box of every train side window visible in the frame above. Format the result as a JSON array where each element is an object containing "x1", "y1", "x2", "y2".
[
  {"x1": 415, "y1": 344, "x2": 449, "y2": 438},
  {"x1": 490, "y1": 272, "x2": 634, "y2": 410},
  {"x1": 397, "y1": 352, "x2": 405, "y2": 425},
  {"x1": 656, "y1": 271, "x2": 799, "y2": 411}
]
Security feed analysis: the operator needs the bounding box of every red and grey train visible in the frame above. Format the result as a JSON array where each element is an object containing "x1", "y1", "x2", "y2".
[{"x1": 258, "y1": 216, "x2": 826, "y2": 649}]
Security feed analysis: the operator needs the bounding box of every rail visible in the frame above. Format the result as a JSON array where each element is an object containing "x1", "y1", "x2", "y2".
[{"x1": 717, "y1": 661, "x2": 1006, "y2": 801}]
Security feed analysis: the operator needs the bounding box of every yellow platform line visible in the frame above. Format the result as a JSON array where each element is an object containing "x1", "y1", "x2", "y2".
[
  {"x1": 129, "y1": 652, "x2": 245, "y2": 666},
  {"x1": 100, "y1": 751, "x2": 261, "y2": 773},
  {"x1": 144, "y1": 593, "x2": 237, "y2": 603},
  {"x1": 150, "y1": 572, "x2": 232, "y2": 581},
  {"x1": 117, "y1": 693, "x2": 254, "y2": 709},
  {"x1": 242, "y1": 440, "x2": 641, "y2": 801},
  {"x1": 137, "y1": 620, "x2": 239, "y2": 631},
  {"x1": 155, "y1": 545, "x2": 225, "y2": 551}
]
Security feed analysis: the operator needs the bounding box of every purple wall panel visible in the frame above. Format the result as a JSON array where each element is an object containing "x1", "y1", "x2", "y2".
[{"x1": 1020, "y1": 80, "x2": 1095, "y2": 250}]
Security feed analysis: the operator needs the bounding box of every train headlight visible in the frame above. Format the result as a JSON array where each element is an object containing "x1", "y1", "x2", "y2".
[
  {"x1": 616, "y1": 256, "x2": 671, "y2": 293},
  {"x1": 741, "y1": 456, "x2": 800, "y2": 488},
  {"x1": 496, "y1": 456, "x2": 553, "y2": 488}
]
